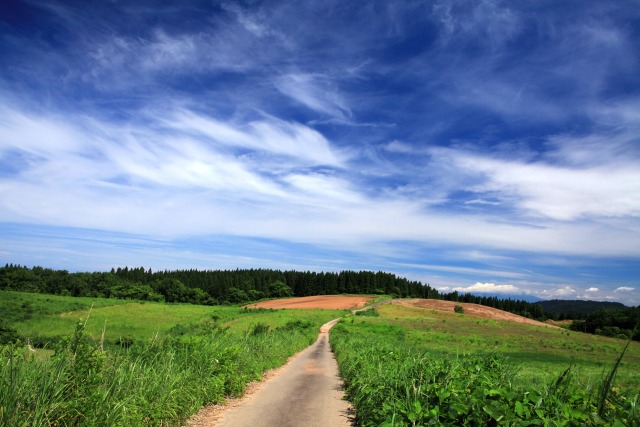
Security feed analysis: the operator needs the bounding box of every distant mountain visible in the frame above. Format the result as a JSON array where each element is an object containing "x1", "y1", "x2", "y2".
[
  {"x1": 470, "y1": 293, "x2": 544, "y2": 303},
  {"x1": 534, "y1": 299, "x2": 627, "y2": 318}
]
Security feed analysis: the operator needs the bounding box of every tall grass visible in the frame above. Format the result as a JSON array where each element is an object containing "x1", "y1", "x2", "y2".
[
  {"x1": 0, "y1": 315, "x2": 324, "y2": 427},
  {"x1": 375, "y1": 303, "x2": 640, "y2": 387},
  {"x1": 331, "y1": 319, "x2": 639, "y2": 426}
]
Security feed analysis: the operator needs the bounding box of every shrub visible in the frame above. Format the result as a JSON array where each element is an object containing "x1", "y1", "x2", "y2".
[
  {"x1": 0, "y1": 322, "x2": 20, "y2": 345},
  {"x1": 249, "y1": 322, "x2": 270, "y2": 335},
  {"x1": 454, "y1": 305, "x2": 464, "y2": 314}
]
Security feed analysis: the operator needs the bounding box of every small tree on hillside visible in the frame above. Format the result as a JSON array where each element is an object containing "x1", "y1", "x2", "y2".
[{"x1": 454, "y1": 305, "x2": 465, "y2": 314}]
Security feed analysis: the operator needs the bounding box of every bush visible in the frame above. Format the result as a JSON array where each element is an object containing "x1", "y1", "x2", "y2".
[
  {"x1": 0, "y1": 323, "x2": 20, "y2": 345},
  {"x1": 277, "y1": 320, "x2": 313, "y2": 331},
  {"x1": 249, "y1": 322, "x2": 270, "y2": 335},
  {"x1": 454, "y1": 305, "x2": 465, "y2": 314},
  {"x1": 114, "y1": 335, "x2": 134, "y2": 348}
]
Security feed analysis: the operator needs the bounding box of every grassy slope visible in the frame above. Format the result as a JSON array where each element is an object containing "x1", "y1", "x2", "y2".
[
  {"x1": 332, "y1": 304, "x2": 640, "y2": 426},
  {"x1": 376, "y1": 303, "x2": 640, "y2": 387},
  {"x1": 1, "y1": 290, "x2": 346, "y2": 344}
]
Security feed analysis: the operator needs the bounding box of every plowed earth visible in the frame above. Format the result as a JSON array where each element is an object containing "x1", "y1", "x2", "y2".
[
  {"x1": 393, "y1": 298, "x2": 561, "y2": 329},
  {"x1": 245, "y1": 295, "x2": 374, "y2": 310}
]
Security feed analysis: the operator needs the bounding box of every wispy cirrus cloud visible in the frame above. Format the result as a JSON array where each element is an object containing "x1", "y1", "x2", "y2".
[
  {"x1": 164, "y1": 111, "x2": 344, "y2": 167},
  {"x1": 275, "y1": 74, "x2": 352, "y2": 122},
  {"x1": 432, "y1": 0, "x2": 522, "y2": 51}
]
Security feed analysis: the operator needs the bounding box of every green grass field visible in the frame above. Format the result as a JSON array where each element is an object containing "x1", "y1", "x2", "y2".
[
  {"x1": 2, "y1": 292, "x2": 639, "y2": 426},
  {"x1": 375, "y1": 303, "x2": 640, "y2": 387},
  {"x1": 332, "y1": 304, "x2": 640, "y2": 426},
  {"x1": 0, "y1": 291, "x2": 345, "y2": 427},
  {"x1": 0, "y1": 290, "x2": 345, "y2": 347}
]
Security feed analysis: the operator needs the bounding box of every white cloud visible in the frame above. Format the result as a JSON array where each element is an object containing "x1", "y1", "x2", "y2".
[
  {"x1": 383, "y1": 140, "x2": 415, "y2": 154},
  {"x1": 545, "y1": 130, "x2": 640, "y2": 168},
  {"x1": 614, "y1": 286, "x2": 635, "y2": 293},
  {"x1": 586, "y1": 287, "x2": 599, "y2": 292},
  {"x1": 453, "y1": 282, "x2": 519, "y2": 294},
  {"x1": 2, "y1": 102, "x2": 640, "y2": 258},
  {"x1": 284, "y1": 174, "x2": 364, "y2": 206},
  {"x1": 538, "y1": 286, "x2": 577, "y2": 298},
  {"x1": 167, "y1": 111, "x2": 343, "y2": 166},
  {"x1": 275, "y1": 74, "x2": 351, "y2": 121},
  {"x1": 433, "y1": 0, "x2": 522, "y2": 50},
  {"x1": 448, "y1": 250, "x2": 513, "y2": 262},
  {"x1": 221, "y1": 3, "x2": 272, "y2": 38},
  {"x1": 431, "y1": 144, "x2": 640, "y2": 221},
  {"x1": 0, "y1": 109, "x2": 86, "y2": 156}
]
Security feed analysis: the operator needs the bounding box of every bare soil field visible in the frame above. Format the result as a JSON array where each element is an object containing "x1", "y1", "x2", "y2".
[
  {"x1": 246, "y1": 295, "x2": 374, "y2": 310},
  {"x1": 393, "y1": 299, "x2": 561, "y2": 329}
]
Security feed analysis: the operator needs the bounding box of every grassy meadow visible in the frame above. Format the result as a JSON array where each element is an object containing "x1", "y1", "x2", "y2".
[
  {"x1": 332, "y1": 303, "x2": 639, "y2": 426},
  {"x1": 1, "y1": 290, "x2": 344, "y2": 345},
  {"x1": 0, "y1": 291, "x2": 345, "y2": 427},
  {"x1": 2, "y1": 291, "x2": 639, "y2": 426},
  {"x1": 376, "y1": 303, "x2": 639, "y2": 386}
]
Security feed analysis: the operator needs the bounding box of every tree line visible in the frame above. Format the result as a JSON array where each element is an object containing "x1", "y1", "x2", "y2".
[
  {"x1": 2, "y1": 263, "x2": 636, "y2": 340},
  {"x1": 0, "y1": 264, "x2": 437, "y2": 305},
  {"x1": 570, "y1": 307, "x2": 639, "y2": 341},
  {"x1": 534, "y1": 299, "x2": 628, "y2": 320}
]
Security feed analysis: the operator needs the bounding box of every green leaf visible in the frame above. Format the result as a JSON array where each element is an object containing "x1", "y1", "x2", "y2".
[
  {"x1": 570, "y1": 409, "x2": 585, "y2": 419},
  {"x1": 483, "y1": 405, "x2": 495, "y2": 417},
  {"x1": 515, "y1": 400, "x2": 524, "y2": 416},
  {"x1": 451, "y1": 403, "x2": 468, "y2": 415},
  {"x1": 413, "y1": 400, "x2": 422, "y2": 415}
]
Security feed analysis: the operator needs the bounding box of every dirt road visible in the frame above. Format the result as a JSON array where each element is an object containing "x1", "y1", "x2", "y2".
[{"x1": 207, "y1": 318, "x2": 353, "y2": 427}]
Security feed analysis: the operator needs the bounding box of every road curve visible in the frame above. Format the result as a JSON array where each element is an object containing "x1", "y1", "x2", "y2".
[{"x1": 213, "y1": 318, "x2": 353, "y2": 427}]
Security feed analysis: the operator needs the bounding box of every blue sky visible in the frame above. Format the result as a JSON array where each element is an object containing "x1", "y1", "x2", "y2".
[{"x1": 1, "y1": 0, "x2": 639, "y2": 305}]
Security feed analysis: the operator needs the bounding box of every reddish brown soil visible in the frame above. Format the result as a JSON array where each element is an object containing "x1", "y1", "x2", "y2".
[
  {"x1": 393, "y1": 299, "x2": 561, "y2": 329},
  {"x1": 245, "y1": 295, "x2": 375, "y2": 310}
]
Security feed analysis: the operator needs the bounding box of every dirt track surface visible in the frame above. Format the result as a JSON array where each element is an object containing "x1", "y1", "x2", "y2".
[
  {"x1": 187, "y1": 319, "x2": 353, "y2": 427},
  {"x1": 393, "y1": 299, "x2": 561, "y2": 329},
  {"x1": 246, "y1": 295, "x2": 374, "y2": 310}
]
